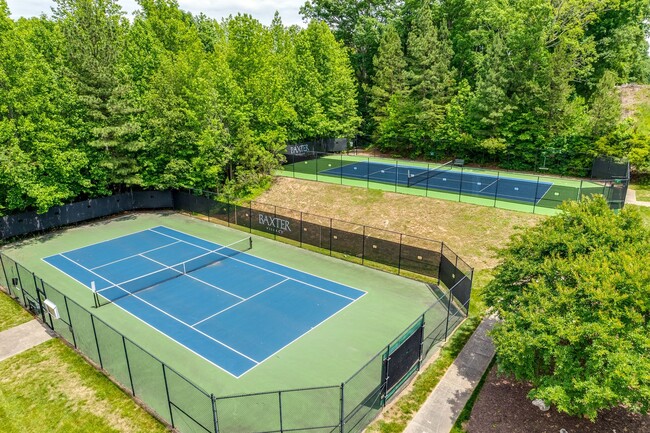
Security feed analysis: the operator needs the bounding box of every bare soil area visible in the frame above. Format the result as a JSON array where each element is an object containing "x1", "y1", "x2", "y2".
[
  {"x1": 466, "y1": 367, "x2": 650, "y2": 433},
  {"x1": 260, "y1": 177, "x2": 544, "y2": 270}
]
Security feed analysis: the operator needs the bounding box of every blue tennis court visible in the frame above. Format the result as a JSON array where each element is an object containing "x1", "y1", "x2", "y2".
[
  {"x1": 43, "y1": 226, "x2": 365, "y2": 377},
  {"x1": 320, "y1": 161, "x2": 553, "y2": 203}
]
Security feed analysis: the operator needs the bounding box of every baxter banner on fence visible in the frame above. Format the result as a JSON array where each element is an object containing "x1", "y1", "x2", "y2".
[{"x1": 0, "y1": 187, "x2": 474, "y2": 433}]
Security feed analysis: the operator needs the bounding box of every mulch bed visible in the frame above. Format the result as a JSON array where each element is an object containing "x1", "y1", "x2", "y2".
[{"x1": 466, "y1": 366, "x2": 649, "y2": 433}]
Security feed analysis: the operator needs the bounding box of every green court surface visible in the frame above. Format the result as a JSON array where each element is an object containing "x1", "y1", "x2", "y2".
[
  {"x1": 2, "y1": 212, "x2": 444, "y2": 398},
  {"x1": 278, "y1": 155, "x2": 617, "y2": 216}
]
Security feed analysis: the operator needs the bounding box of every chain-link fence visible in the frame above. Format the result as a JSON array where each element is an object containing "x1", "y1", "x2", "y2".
[
  {"x1": 0, "y1": 189, "x2": 473, "y2": 433},
  {"x1": 280, "y1": 152, "x2": 629, "y2": 212},
  {"x1": 173, "y1": 190, "x2": 473, "y2": 307}
]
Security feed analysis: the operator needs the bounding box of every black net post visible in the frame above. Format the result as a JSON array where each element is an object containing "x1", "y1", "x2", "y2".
[{"x1": 340, "y1": 153, "x2": 344, "y2": 184}]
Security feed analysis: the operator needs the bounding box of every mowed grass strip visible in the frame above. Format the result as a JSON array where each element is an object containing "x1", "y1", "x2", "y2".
[
  {"x1": 0, "y1": 291, "x2": 32, "y2": 332},
  {"x1": 0, "y1": 338, "x2": 168, "y2": 433},
  {"x1": 631, "y1": 184, "x2": 650, "y2": 202}
]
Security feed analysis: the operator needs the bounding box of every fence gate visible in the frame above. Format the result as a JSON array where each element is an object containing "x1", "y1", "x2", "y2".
[{"x1": 382, "y1": 318, "x2": 424, "y2": 402}]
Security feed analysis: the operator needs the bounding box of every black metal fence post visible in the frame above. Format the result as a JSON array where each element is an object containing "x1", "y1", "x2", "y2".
[
  {"x1": 162, "y1": 365, "x2": 175, "y2": 428},
  {"x1": 278, "y1": 391, "x2": 284, "y2": 432},
  {"x1": 361, "y1": 226, "x2": 366, "y2": 265},
  {"x1": 122, "y1": 335, "x2": 135, "y2": 395},
  {"x1": 397, "y1": 234, "x2": 403, "y2": 275},
  {"x1": 90, "y1": 315, "x2": 103, "y2": 369},
  {"x1": 444, "y1": 284, "x2": 454, "y2": 340},
  {"x1": 14, "y1": 262, "x2": 28, "y2": 307},
  {"x1": 0, "y1": 254, "x2": 10, "y2": 296},
  {"x1": 211, "y1": 394, "x2": 219, "y2": 433},
  {"x1": 339, "y1": 383, "x2": 345, "y2": 433},
  {"x1": 63, "y1": 296, "x2": 77, "y2": 348},
  {"x1": 329, "y1": 218, "x2": 333, "y2": 256},
  {"x1": 248, "y1": 202, "x2": 252, "y2": 232}
]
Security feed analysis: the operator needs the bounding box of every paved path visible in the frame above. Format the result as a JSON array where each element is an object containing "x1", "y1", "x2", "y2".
[
  {"x1": 627, "y1": 188, "x2": 650, "y2": 207},
  {"x1": 0, "y1": 320, "x2": 53, "y2": 362},
  {"x1": 404, "y1": 315, "x2": 498, "y2": 433}
]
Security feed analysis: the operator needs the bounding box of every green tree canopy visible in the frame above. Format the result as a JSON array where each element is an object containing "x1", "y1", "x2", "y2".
[{"x1": 485, "y1": 196, "x2": 650, "y2": 419}]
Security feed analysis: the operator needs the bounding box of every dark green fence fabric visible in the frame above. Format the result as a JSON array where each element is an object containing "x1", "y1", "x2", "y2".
[{"x1": 0, "y1": 188, "x2": 473, "y2": 433}]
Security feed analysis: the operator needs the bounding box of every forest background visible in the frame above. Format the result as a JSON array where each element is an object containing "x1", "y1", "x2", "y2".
[{"x1": 1, "y1": 0, "x2": 649, "y2": 215}]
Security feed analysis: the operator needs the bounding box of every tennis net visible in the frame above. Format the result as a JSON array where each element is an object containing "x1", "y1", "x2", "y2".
[
  {"x1": 407, "y1": 161, "x2": 454, "y2": 187},
  {"x1": 94, "y1": 236, "x2": 252, "y2": 307}
]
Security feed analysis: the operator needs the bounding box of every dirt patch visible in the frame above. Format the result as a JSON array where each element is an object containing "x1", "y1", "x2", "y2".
[
  {"x1": 619, "y1": 83, "x2": 650, "y2": 119},
  {"x1": 466, "y1": 367, "x2": 650, "y2": 433},
  {"x1": 259, "y1": 178, "x2": 544, "y2": 270}
]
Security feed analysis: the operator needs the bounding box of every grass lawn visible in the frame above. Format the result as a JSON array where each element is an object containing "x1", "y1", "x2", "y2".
[
  {"x1": 0, "y1": 291, "x2": 32, "y2": 332},
  {"x1": 630, "y1": 184, "x2": 650, "y2": 202},
  {"x1": 0, "y1": 177, "x2": 545, "y2": 433},
  {"x1": 0, "y1": 337, "x2": 168, "y2": 433},
  {"x1": 258, "y1": 177, "x2": 543, "y2": 433}
]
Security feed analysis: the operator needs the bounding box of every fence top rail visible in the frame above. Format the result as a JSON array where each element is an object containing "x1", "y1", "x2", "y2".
[
  {"x1": 192, "y1": 189, "x2": 472, "y2": 275},
  {"x1": 301, "y1": 151, "x2": 599, "y2": 182},
  {"x1": 214, "y1": 384, "x2": 342, "y2": 400}
]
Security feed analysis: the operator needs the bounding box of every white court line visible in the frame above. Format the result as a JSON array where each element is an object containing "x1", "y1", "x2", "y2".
[
  {"x1": 535, "y1": 183, "x2": 554, "y2": 203},
  {"x1": 234, "y1": 288, "x2": 364, "y2": 377},
  {"x1": 58, "y1": 252, "x2": 259, "y2": 365},
  {"x1": 138, "y1": 254, "x2": 245, "y2": 301},
  {"x1": 41, "y1": 259, "x2": 250, "y2": 379},
  {"x1": 478, "y1": 179, "x2": 499, "y2": 193},
  {"x1": 149, "y1": 228, "x2": 360, "y2": 302},
  {"x1": 55, "y1": 227, "x2": 160, "y2": 256},
  {"x1": 192, "y1": 278, "x2": 289, "y2": 326},
  {"x1": 368, "y1": 165, "x2": 397, "y2": 177},
  {"x1": 91, "y1": 241, "x2": 182, "y2": 270}
]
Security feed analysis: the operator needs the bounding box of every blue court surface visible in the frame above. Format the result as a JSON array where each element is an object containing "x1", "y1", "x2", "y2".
[
  {"x1": 320, "y1": 161, "x2": 553, "y2": 203},
  {"x1": 43, "y1": 226, "x2": 365, "y2": 377}
]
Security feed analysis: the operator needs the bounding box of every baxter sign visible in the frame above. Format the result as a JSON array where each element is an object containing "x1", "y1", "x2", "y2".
[{"x1": 258, "y1": 213, "x2": 291, "y2": 235}]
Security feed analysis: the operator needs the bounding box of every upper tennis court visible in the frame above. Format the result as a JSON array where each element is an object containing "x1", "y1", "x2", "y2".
[
  {"x1": 280, "y1": 154, "x2": 627, "y2": 214},
  {"x1": 43, "y1": 225, "x2": 365, "y2": 377},
  {"x1": 319, "y1": 160, "x2": 553, "y2": 204}
]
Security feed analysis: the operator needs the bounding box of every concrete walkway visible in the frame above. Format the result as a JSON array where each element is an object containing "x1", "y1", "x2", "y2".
[
  {"x1": 626, "y1": 188, "x2": 650, "y2": 207},
  {"x1": 0, "y1": 320, "x2": 53, "y2": 362},
  {"x1": 404, "y1": 315, "x2": 498, "y2": 433}
]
